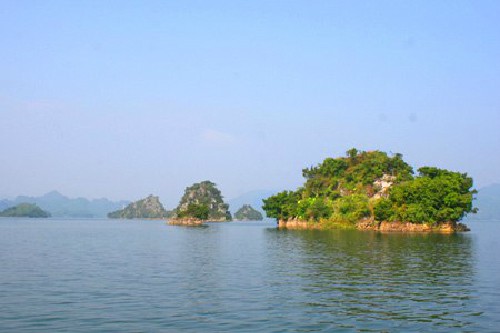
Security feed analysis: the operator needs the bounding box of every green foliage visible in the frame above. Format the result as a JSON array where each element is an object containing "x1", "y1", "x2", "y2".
[
  {"x1": 263, "y1": 149, "x2": 477, "y2": 226},
  {"x1": 347, "y1": 148, "x2": 359, "y2": 160},
  {"x1": 296, "y1": 197, "x2": 332, "y2": 220},
  {"x1": 330, "y1": 194, "x2": 370, "y2": 223},
  {"x1": 178, "y1": 203, "x2": 210, "y2": 220},
  {"x1": 373, "y1": 198, "x2": 395, "y2": 221},
  {"x1": 301, "y1": 149, "x2": 413, "y2": 198},
  {"x1": 262, "y1": 190, "x2": 301, "y2": 220},
  {"x1": 0, "y1": 203, "x2": 51, "y2": 218},
  {"x1": 387, "y1": 169, "x2": 476, "y2": 223}
]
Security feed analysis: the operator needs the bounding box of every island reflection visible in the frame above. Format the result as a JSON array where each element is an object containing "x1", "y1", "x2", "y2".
[{"x1": 265, "y1": 229, "x2": 480, "y2": 331}]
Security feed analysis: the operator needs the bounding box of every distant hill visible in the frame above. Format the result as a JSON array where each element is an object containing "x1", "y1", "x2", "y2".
[
  {"x1": 234, "y1": 204, "x2": 263, "y2": 221},
  {"x1": 0, "y1": 203, "x2": 51, "y2": 218},
  {"x1": 108, "y1": 195, "x2": 170, "y2": 219},
  {"x1": 467, "y1": 183, "x2": 500, "y2": 221},
  {"x1": 228, "y1": 190, "x2": 276, "y2": 215},
  {"x1": 0, "y1": 191, "x2": 129, "y2": 218}
]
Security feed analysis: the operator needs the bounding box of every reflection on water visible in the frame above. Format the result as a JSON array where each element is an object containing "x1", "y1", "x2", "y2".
[{"x1": 264, "y1": 229, "x2": 480, "y2": 331}]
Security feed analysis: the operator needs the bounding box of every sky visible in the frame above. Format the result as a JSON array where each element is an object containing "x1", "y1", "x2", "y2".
[{"x1": 1, "y1": 1, "x2": 499, "y2": 208}]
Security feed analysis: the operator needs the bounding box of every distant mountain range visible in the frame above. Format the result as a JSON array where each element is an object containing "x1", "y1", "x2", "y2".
[{"x1": 0, "y1": 191, "x2": 129, "y2": 218}]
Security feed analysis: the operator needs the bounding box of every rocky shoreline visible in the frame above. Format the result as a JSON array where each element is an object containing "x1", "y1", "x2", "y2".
[
  {"x1": 168, "y1": 217, "x2": 204, "y2": 226},
  {"x1": 358, "y1": 220, "x2": 470, "y2": 233},
  {"x1": 167, "y1": 217, "x2": 231, "y2": 226},
  {"x1": 278, "y1": 219, "x2": 470, "y2": 233}
]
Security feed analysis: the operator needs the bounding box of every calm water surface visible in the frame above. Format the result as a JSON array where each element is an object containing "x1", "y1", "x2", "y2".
[{"x1": 0, "y1": 218, "x2": 499, "y2": 332}]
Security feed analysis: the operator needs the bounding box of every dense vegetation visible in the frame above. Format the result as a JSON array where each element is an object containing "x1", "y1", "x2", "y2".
[
  {"x1": 107, "y1": 195, "x2": 170, "y2": 219},
  {"x1": 374, "y1": 167, "x2": 477, "y2": 223},
  {"x1": 0, "y1": 203, "x2": 51, "y2": 218},
  {"x1": 263, "y1": 149, "x2": 476, "y2": 226},
  {"x1": 175, "y1": 181, "x2": 232, "y2": 221},
  {"x1": 177, "y1": 203, "x2": 210, "y2": 220},
  {"x1": 234, "y1": 204, "x2": 263, "y2": 221}
]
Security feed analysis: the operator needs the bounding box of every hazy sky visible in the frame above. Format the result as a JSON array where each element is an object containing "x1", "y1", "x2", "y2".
[{"x1": 1, "y1": 1, "x2": 499, "y2": 208}]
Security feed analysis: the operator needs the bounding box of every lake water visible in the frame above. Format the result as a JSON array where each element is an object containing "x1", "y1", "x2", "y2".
[{"x1": 0, "y1": 218, "x2": 499, "y2": 332}]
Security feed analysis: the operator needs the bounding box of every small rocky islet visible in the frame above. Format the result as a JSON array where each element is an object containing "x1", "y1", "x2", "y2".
[
  {"x1": 168, "y1": 181, "x2": 232, "y2": 225},
  {"x1": 105, "y1": 181, "x2": 232, "y2": 225},
  {"x1": 233, "y1": 204, "x2": 263, "y2": 221},
  {"x1": 107, "y1": 195, "x2": 171, "y2": 219}
]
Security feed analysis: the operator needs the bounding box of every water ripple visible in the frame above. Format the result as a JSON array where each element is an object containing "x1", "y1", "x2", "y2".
[{"x1": 0, "y1": 219, "x2": 499, "y2": 332}]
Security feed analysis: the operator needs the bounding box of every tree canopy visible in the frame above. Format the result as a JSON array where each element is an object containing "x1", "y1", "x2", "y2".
[
  {"x1": 373, "y1": 167, "x2": 477, "y2": 223},
  {"x1": 177, "y1": 203, "x2": 210, "y2": 220}
]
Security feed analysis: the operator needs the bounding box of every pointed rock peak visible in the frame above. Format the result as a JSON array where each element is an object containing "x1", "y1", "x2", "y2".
[{"x1": 43, "y1": 191, "x2": 66, "y2": 199}]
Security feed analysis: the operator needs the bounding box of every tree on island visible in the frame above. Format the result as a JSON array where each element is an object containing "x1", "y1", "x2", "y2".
[
  {"x1": 177, "y1": 203, "x2": 210, "y2": 220},
  {"x1": 0, "y1": 203, "x2": 51, "y2": 218},
  {"x1": 263, "y1": 149, "x2": 476, "y2": 229}
]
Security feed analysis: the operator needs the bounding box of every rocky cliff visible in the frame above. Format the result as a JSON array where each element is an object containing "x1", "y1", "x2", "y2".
[{"x1": 107, "y1": 195, "x2": 169, "y2": 219}]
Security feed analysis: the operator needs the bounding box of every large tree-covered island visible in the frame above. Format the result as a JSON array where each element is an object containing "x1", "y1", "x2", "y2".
[{"x1": 263, "y1": 149, "x2": 476, "y2": 232}]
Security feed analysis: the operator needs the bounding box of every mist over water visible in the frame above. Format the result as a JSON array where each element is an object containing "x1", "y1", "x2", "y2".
[{"x1": 1, "y1": 219, "x2": 499, "y2": 332}]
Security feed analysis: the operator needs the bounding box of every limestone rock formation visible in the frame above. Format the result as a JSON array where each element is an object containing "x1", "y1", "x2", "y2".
[
  {"x1": 175, "y1": 181, "x2": 231, "y2": 221},
  {"x1": 372, "y1": 174, "x2": 396, "y2": 199},
  {"x1": 107, "y1": 195, "x2": 169, "y2": 219}
]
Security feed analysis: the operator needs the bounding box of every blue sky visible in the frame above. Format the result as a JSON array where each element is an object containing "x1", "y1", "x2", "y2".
[{"x1": 1, "y1": 1, "x2": 499, "y2": 207}]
